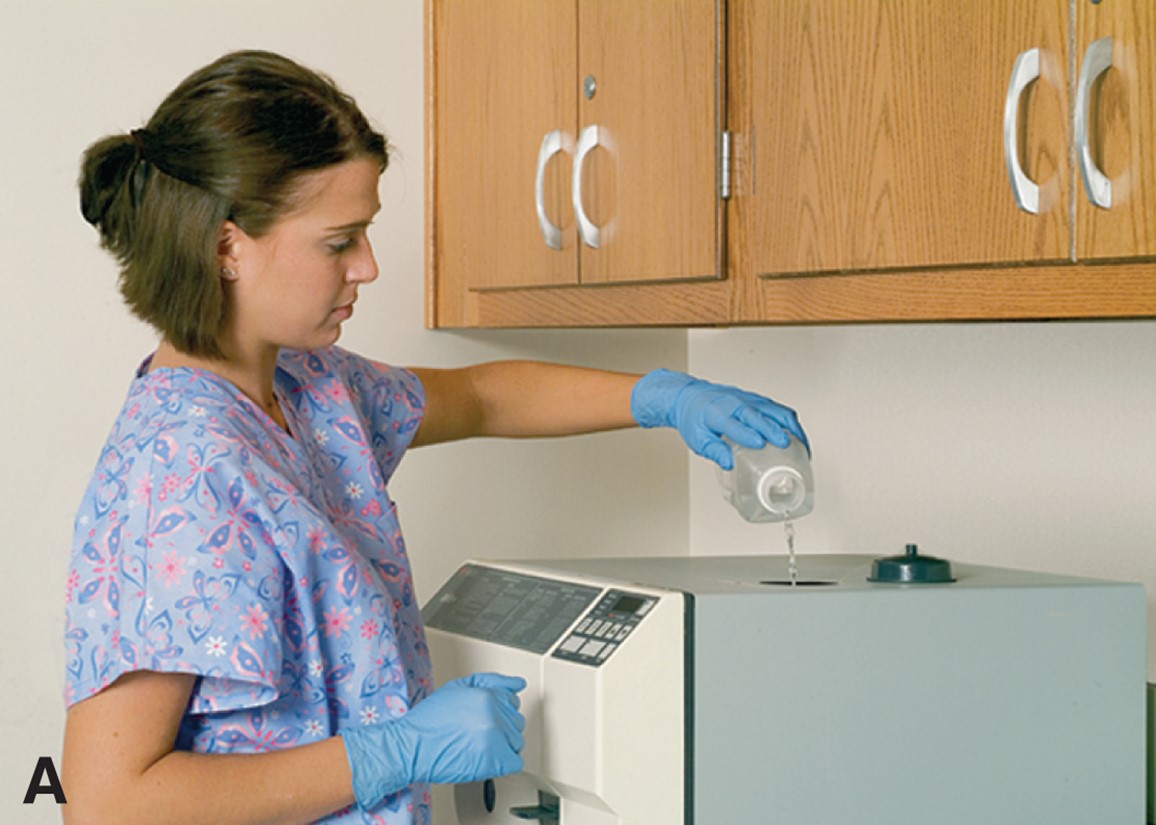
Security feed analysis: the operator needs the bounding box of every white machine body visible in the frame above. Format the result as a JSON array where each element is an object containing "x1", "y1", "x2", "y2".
[
  {"x1": 422, "y1": 555, "x2": 1146, "y2": 825},
  {"x1": 424, "y1": 562, "x2": 684, "y2": 824}
]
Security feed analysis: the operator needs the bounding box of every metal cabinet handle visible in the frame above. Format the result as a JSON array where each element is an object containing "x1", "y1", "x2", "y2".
[
  {"x1": 1003, "y1": 48, "x2": 1041, "y2": 214},
  {"x1": 1075, "y1": 37, "x2": 1113, "y2": 209},
  {"x1": 572, "y1": 124, "x2": 601, "y2": 248},
  {"x1": 535, "y1": 130, "x2": 568, "y2": 250}
]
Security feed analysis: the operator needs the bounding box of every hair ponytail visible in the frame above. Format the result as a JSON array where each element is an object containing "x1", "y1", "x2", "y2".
[{"x1": 78, "y1": 134, "x2": 140, "y2": 252}]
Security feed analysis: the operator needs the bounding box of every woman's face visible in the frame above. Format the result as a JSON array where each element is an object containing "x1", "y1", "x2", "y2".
[{"x1": 225, "y1": 158, "x2": 382, "y2": 355}]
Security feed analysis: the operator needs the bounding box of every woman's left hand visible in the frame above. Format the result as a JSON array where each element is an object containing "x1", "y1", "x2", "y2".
[{"x1": 630, "y1": 369, "x2": 809, "y2": 470}]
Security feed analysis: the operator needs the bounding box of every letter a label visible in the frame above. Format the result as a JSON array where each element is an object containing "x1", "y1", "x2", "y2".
[{"x1": 24, "y1": 756, "x2": 67, "y2": 804}]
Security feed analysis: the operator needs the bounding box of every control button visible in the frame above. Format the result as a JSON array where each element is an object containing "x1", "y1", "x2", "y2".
[
  {"x1": 588, "y1": 620, "x2": 603, "y2": 635},
  {"x1": 616, "y1": 627, "x2": 630, "y2": 641},
  {"x1": 577, "y1": 619, "x2": 592, "y2": 633},
  {"x1": 579, "y1": 640, "x2": 605, "y2": 657},
  {"x1": 559, "y1": 636, "x2": 585, "y2": 653},
  {"x1": 599, "y1": 643, "x2": 617, "y2": 660}
]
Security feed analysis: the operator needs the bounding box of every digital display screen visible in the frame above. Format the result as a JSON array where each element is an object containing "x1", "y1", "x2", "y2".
[{"x1": 611, "y1": 595, "x2": 645, "y2": 615}]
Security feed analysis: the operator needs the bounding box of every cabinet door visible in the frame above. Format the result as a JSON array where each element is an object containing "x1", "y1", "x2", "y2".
[
  {"x1": 575, "y1": 0, "x2": 723, "y2": 284},
  {"x1": 430, "y1": 0, "x2": 578, "y2": 291},
  {"x1": 734, "y1": 0, "x2": 1070, "y2": 277},
  {"x1": 1076, "y1": 0, "x2": 1156, "y2": 259}
]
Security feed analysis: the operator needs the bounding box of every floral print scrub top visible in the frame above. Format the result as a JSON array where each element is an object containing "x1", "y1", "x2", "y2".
[{"x1": 64, "y1": 346, "x2": 433, "y2": 824}]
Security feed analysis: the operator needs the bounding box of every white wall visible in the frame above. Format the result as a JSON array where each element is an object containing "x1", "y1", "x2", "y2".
[
  {"x1": 689, "y1": 323, "x2": 1156, "y2": 678},
  {"x1": 0, "y1": 2, "x2": 687, "y2": 822}
]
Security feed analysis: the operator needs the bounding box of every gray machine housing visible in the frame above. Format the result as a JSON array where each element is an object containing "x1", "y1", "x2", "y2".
[{"x1": 423, "y1": 554, "x2": 1146, "y2": 824}]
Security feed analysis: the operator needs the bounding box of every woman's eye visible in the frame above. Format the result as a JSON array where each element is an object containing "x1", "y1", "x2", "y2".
[{"x1": 327, "y1": 238, "x2": 356, "y2": 255}]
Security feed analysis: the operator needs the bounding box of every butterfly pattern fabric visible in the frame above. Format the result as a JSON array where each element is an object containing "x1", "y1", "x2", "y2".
[{"x1": 65, "y1": 346, "x2": 433, "y2": 823}]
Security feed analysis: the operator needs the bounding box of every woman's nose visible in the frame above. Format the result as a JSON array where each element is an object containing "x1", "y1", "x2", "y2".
[{"x1": 347, "y1": 237, "x2": 379, "y2": 284}]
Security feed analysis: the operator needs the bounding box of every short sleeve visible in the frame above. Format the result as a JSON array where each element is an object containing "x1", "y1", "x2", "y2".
[
  {"x1": 311, "y1": 347, "x2": 426, "y2": 484},
  {"x1": 65, "y1": 399, "x2": 288, "y2": 714}
]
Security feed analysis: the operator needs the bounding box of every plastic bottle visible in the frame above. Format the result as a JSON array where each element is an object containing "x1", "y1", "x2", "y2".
[{"x1": 716, "y1": 435, "x2": 814, "y2": 523}]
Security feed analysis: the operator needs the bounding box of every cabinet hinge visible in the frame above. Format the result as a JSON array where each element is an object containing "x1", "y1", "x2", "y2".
[{"x1": 720, "y1": 130, "x2": 732, "y2": 200}]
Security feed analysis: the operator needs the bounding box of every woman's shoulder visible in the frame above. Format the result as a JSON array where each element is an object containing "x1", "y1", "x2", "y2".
[
  {"x1": 110, "y1": 367, "x2": 228, "y2": 439},
  {"x1": 100, "y1": 365, "x2": 288, "y2": 481},
  {"x1": 118, "y1": 365, "x2": 255, "y2": 427}
]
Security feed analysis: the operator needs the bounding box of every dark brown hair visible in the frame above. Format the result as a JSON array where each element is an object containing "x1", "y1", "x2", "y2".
[{"x1": 79, "y1": 50, "x2": 389, "y2": 358}]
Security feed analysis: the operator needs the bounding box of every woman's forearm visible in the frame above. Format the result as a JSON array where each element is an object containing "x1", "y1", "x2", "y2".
[
  {"x1": 411, "y1": 361, "x2": 641, "y2": 445},
  {"x1": 62, "y1": 671, "x2": 357, "y2": 825},
  {"x1": 65, "y1": 735, "x2": 354, "y2": 825}
]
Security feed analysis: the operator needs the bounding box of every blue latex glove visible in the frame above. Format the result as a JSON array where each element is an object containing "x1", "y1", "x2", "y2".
[
  {"x1": 341, "y1": 672, "x2": 526, "y2": 811},
  {"x1": 631, "y1": 369, "x2": 809, "y2": 470}
]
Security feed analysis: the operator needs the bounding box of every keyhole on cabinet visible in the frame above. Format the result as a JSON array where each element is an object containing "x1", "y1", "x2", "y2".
[{"x1": 583, "y1": 75, "x2": 597, "y2": 100}]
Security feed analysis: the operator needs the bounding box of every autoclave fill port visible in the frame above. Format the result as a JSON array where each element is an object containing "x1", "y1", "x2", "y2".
[{"x1": 759, "y1": 580, "x2": 837, "y2": 587}]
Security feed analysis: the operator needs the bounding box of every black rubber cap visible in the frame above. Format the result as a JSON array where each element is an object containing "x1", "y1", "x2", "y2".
[{"x1": 868, "y1": 544, "x2": 956, "y2": 584}]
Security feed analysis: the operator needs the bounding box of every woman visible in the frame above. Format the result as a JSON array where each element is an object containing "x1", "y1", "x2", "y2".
[{"x1": 62, "y1": 50, "x2": 808, "y2": 825}]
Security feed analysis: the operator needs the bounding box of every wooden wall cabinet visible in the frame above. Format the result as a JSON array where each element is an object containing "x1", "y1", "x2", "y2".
[
  {"x1": 743, "y1": 0, "x2": 1156, "y2": 322},
  {"x1": 427, "y1": 0, "x2": 729, "y2": 328},
  {"x1": 1076, "y1": 0, "x2": 1156, "y2": 262},
  {"x1": 426, "y1": 0, "x2": 1156, "y2": 329}
]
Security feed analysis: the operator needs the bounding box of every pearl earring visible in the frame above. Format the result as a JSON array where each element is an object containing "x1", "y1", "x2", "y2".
[{"x1": 220, "y1": 266, "x2": 237, "y2": 277}]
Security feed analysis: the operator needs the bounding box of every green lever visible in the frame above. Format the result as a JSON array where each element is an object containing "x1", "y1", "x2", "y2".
[{"x1": 510, "y1": 798, "x2": 560, "y2": 823}]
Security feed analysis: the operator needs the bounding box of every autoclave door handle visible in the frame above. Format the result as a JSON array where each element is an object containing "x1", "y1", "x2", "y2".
[{"x1": 510, "y1": 802, "x2": 559, "y2": 823}]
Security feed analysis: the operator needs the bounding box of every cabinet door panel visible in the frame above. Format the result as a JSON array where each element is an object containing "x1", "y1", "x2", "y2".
[
  {"x1": 431, "y1": 0, "x2": 578, "y2": 290},
  {"x1": 735, "y1": 0, "x2": 1069, "y2": 277},
  {"x1": 577, "y1": 0, "x2": 722, "y2": 284},
  {"x1": 1077, "y1": 0, "x2": 1156, "y2": 260}
]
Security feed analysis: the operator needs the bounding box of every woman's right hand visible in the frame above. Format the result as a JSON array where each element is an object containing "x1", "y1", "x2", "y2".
[{"x1": 341, "y1": 672, "x2": 527, "y2": 811}]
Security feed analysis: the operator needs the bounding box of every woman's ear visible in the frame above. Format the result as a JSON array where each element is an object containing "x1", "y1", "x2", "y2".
[{"x1": 217, "y1": 220, "x2": 244, "y2": 281}]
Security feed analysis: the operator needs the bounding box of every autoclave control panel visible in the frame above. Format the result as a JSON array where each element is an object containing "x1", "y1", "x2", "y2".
[
  {"x1": 422, "y1": 564, "x2": 656, "y2": 667},
  {"x1": 550, "y1": 589, "x2": 657, "y2": 667}
]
